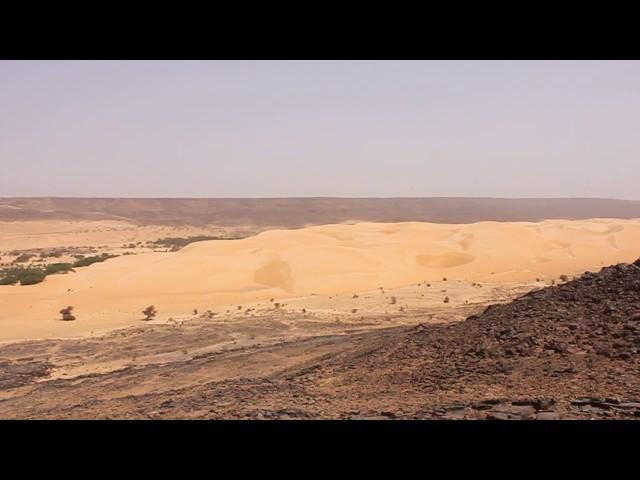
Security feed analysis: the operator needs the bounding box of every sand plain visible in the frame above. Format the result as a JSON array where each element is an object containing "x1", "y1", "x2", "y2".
[{"x1": 1, "y1": 217, "x2": 640, "y2": 343}]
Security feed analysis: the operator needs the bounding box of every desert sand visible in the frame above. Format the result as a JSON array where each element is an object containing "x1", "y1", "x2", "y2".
[
  {"x1": 1, "y1": 218, "x2": 640, "y2": 342},
  {"x1": 0, "y1": 219, "x2": 250, "y2": 251}
]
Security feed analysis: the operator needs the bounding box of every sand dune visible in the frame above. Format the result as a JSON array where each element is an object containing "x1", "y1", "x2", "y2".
[{"x1": 1, "y1": 218, "x2": 640, "y2": 342}]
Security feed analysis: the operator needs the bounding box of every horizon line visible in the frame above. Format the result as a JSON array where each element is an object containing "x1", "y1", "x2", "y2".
[{"x1": 2, "y1": 195, "x2": 640, "y2": 202}]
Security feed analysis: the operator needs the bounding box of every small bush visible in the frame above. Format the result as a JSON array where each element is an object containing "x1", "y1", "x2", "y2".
[
  {"x1": 72, "y1": 253, "x2": 117, "y2": 268},
  {"x1": 20, "y1": 269, "x2": 47, "y2": 285},
  {"x1": 44, "y1": 263, "x2": 74, "y2": 275},
  {"x1": 151, "y1": 235, "x2": 240, "y2": 250},
  {"x1": 59, "y1": 306, "x2": 76, "y2": 321},
  {"x1": 13, "y1": 253, "x2": 35, "y2": 263},
  {"x1": 0, "y1": 266, "x2": 46, "y2": 285},
  {"x1": 40, "y1": 250, "x2": 62, "y2": 258},
  {"x1": 142, "y1": 305, "x2": 157, "y2": 321},
  {"x1": 443, "y1": 296, "x2": 450, "y2": 303}
]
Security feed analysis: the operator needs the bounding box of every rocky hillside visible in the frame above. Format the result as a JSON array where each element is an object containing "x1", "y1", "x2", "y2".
[{"x1": 305, "y1": 258, "x2": 640, "y2": 419}]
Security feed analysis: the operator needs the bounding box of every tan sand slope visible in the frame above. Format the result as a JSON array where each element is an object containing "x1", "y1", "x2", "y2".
[{"x1": 1, "y1": 218, "x2": 639, "y2": 342}]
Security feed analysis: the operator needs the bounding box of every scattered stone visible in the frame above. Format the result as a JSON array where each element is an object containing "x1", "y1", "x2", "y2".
[{"x1": 535, "y1": 411, "x2": 559, "y2": 420}]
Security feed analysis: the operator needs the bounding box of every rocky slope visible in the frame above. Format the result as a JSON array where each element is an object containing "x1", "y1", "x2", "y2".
[{"x1": 303, "y1": 257, "x2": 640, "y2": 419}]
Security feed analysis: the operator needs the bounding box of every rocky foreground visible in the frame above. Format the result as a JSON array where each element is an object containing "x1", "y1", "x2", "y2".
[
  {"x1": 201, "y1": 256, "x2": 640, "y2": 420},
  {"x1": 333, "y1": 257, "x2": 640, "y2": 420},
  {"x1": 223, "y1": 257, "x2": 640, "y2": 420},
  {"x1": 1, "y1": 259, "x2": 639, "y2": 419}
]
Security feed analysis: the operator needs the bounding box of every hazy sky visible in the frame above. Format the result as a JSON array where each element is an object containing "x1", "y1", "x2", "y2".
[{"x1": 1, "y1": 60, "x2": 639, "y2": 199}]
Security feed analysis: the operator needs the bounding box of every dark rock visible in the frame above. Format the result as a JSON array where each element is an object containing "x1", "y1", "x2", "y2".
[
  {"x1": 350, "y1": 415, "x2": 391, "y2": 420},
  {"x1": 485, "y1": 412, "x2": 513, "y2": 420},
  {"x1": 512, "y1": 398, "x2": 555, "y2": 410},
  {"x1": 615, "y1": 402, "x2": 640, "y2": 410},
  {"x1": 536, "y1": 411, "x2": 559, "y2": 420}
]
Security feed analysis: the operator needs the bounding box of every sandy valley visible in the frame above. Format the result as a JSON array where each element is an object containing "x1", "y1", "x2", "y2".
[
  {"x1": 0, "y1": 199, "x2": 639, "y2": 419},
  {"x1": 1, "y1": 218, "x2": 640, "y2": 342}
]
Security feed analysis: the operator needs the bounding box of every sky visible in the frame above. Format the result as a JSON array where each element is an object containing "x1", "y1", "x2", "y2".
[{"x1": 1, "y1": 60, "x2": 639, "y2": 199}]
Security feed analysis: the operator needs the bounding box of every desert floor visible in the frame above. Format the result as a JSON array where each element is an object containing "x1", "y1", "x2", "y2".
[
  {"x1": 1, "y1": 217, "x2": 640, "y2": 418},
  {"x1": 1, "y1": 218, "x2": 640, "y2": 342}
]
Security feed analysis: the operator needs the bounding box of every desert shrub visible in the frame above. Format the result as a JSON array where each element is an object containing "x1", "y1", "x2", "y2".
[
  {"x1": 443, "y1": 296, "x2": 450, "y2": 303},
  {"x1": 59, "y1": 306, "x2": 76, "y2": 321},
  {"x1": 72, "y1": 253, "x2": 117, "y2": 268},
  {"x1": 13, "y1": 253, "x2": 35, "y2": 263},
  {"x1": 389, "y1": 296, "x2": 397, "y2": 305},
  {"x1": 19, "y1": 269, "x2": 47, "y2": 285},
  {"x1": 142, "y1": 305, "x2": 157, "y2": 321},
  {"x1": 0, "y1": 266, "x2": 46, "y2": 285},
  {"x1": 40, "y1": 250, "x2": 62, "y2": 258},
  {"x1": 150, "y1": 235, "x2": 240, "y2": 250},
  {"x1": 44, "y1": 263, "x2": 74, "y2": 275}
]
